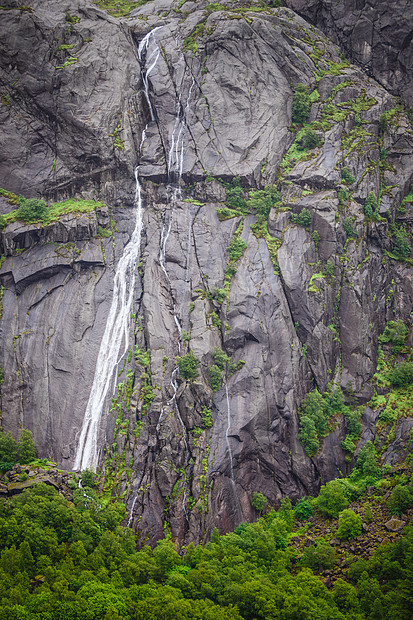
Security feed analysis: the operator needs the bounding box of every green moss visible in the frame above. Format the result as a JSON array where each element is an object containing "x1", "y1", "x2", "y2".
[
  {"x1": 94, "y1": 0, "x2": 149, "y2": 17},
  {"x1": 56, "y1": 56, "x2": 79, "y2": 69}
]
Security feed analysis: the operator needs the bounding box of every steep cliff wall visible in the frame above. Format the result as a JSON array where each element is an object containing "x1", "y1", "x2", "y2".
[{"x1": 0, "y1": 0, "x2": 412, "y2": 545}]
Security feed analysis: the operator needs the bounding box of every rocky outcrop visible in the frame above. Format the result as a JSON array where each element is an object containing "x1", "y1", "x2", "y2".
[
  {"x1": 0, "y1": 0, "x2": 412, "y2": 545},
  {"x1": 286, "y1": 0, "x2": 413, "y2": 105}
]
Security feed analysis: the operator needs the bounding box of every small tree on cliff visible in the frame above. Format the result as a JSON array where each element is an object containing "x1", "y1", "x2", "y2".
[{"x1": 18, "y1": 429, "x2": 36, "y2": 464}]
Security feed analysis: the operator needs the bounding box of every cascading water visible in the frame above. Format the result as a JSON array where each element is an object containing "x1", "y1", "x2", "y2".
[{"x1": 74, "y1": 28, "x2": 162, "y2": 473}]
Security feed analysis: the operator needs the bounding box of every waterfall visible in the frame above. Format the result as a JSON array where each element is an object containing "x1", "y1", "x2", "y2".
[{"x1": 74, "y1": 28, "x2": 162, "y2": 472}]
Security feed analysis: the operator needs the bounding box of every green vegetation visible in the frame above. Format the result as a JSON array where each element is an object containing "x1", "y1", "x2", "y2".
[
  {"x1": 336, "y1": 509, "x2": 362, "y2": 540},
  {"x1": 1, "y1": 456, "x2": 413, "y2": 619},
  {"x1": 301, "y1": 127, "x2": 320, "y2": 149},
  {"x1": 298, "y1": 388, "x2": 348, "y2": 455},
  {"x1": 343, "y1": 217, "x2": 356, "y2": 238},
  {"x1": 292, "y1": 83, "x2": 311, "y2": 124},
  {"x1": 17, "y1": 197, "x2": 48, "y2": 223},
  {"x1": 388, "y1": 361, "x2": 413, "y2": 388},
  {"x1": 56, "y1": 56, "x2": 79, "y2": 70},
  {"x1": 251, "y1": 491, "x2": 267, "y2": 513},
  {"x1": 363, "y1": 191, "x2": 378, "y2": 219},
  {"x1": 177, "y1": 350, "x2": 199, "y2": 380},
  {"x1": 208, "y1": 348, "x2": 241, "y2": 392},
  {"x1": 378, "y1": 320, "x2": 409, "y2": 353},
  {"x1": 291, "y1": 207, "x2": 311, "y2": 228},
  {"x1": 341, "y1": 167, "x2": 355, "y2": 185},
  {"x1": 2, "y1": 195, "x2": 105, "y2": 228},
  {"x1": 0, "y1": 428, "x2": 36, "y2": 471},
  {"x1": 94, "y1": 0, "x2": 149, "y2": 17}
]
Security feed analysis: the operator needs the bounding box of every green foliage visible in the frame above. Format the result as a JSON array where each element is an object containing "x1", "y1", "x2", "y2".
[
  {"x1": 0, "y1": 214, "x2": 6, "y2": 230},
  {"x1": 208, "y1": 287, "x2": 226, "y2": 304},
  {"x1": 209, "y1": 364, "x2": 222, "y2": 392},
  {"x1": 248, "y1": 185, "x2": 280, "y2": 219},
  {"x1": 135, "y1": 347, "x2": 150, "y2": 367},
  {"x1": 315, "y1": 480, "x2": 349, "y2": 518},
  {"x1": 294, "y1": 497, "x2": 314, "y2": 521},
  {"x1": 251, "y1": 492, "x2": 267, "y2": 513},
  {"x1": 363, "y1": 191, "x2": 378, "y2": 219},
  {"x1": 388, "y1": 361, "x2": 413, "y2": 387},
  {"x1": 298, "y1": 388, "x2": 347, "y2": 455},
  {"x1": 341, "y1": 167, "x2": 355, "y2": 185},
  {"x1": 301, "y1": 127, "x2": 320, "y2": 150},
  {"x1": 378, "y1": 320, "x2": 409, "y2": 353},
  {"x1": 17, "y1": 196, "x2": 48, "y2": 223},
  {"x1": 337, "y1": 187, "x2": 349, "y2": 206},
  {"x1": 387, "y1": 484, "x2": 413, "y2": 515},
  {"x1": 223, "y1": 176, "x2": 249, "y2": 213},
  {"x1": 291, "y1": 207, "x2": 312, "y2": 228},
  {"x1": 336, "y1": 509, "x2": 362, "y2": 540},
  {"x1": 343, "y1": 216, "x2": 356, "y2": 238},
  {"x1": 81, "y1": 468, "x2": 97, "y2": 488},
  {"x1": 94, "y1": 0, "x2": 148, "y2": 17},
  {"x1": 301, "y1": 537, "x2": 336, "y2": 572},
  {"x1": 311, "y1": 230, "x2": 320, "y2": 250},
  {"x1": 97, "y1": 226, "x2": 111, "y2": 238},
  {"x1": 17, "y1": 429, "x2": 35, "y2": 465},
  {"x1": 65, "y1": 11, "x2": 80, "y2": 23},
  {"x1": 201, "y1": 406, "x2": 213, "y2": 428},
  {"x1": 177, "y1": 350, "x2": 199, "y2": 380},
  {"x1": 292, "y1": 83, "x2": 311, "y2": 124},
  {"x1": 391, "y1": 226, "x2": 411, "y2": 260},
  {"x1": 0, "y1": 429, "x2": 18, "y2": 470},
  {"x1": 351, "y1": 441, "x2": 381, "y2": 481},
  {"x1": 227, "y1": 235, "x2": 247, "y2": 261}
]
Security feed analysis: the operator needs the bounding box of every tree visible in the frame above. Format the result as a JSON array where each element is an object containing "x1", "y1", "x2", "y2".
[
  {"x1": 388, "y1": 362, "x2": 413, "y2": 387},
  {"x1": 301, "y1": 537, "x2": 337, "y2": 572},
  {"x1": 363, "y1": 191, "x2": 377, "y2": 219},
  {"x1": 302, "y1": 127, "x2": 320, "y2": 150},
  {"x1": 336, "y1": 509, "x2": 362, "y2": 540},
  {"x1": 294, "y1": 497, "x2": 313, "y2": 521},
  {"x1": 292, "y1": 83, "x2": 311, "y2": 124},
  {"x1": 18, "y1": 429, "x2": 35, "y2": 465},
  {"x1": 0, "y1": 430, "x2": 18, "y2": 470},
  {"x1": 291, "y1": 208, "x2": 312, "y2": 228},
  {"x1": 315, "y1": 480, "x2": 349, "y2": 518},
  {"x1": 388, "y1": 484, "x2": 413, "y2": 516},
  {"x1": 17, "y1": 196, "x2": 48, "y2": 223},
  {"x1": 177, "y1": 351, "x2": 199, "y2": 380},
  {"x1": 251, "y1": 492, "x2": 268, "y2": 514}
]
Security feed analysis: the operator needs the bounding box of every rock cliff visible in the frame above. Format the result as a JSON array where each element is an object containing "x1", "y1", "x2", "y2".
[{"x1": 0, "y1": 0, "x2": 412, "y2": 545}]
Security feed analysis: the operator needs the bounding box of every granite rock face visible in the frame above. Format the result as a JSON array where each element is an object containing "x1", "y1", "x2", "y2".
[
  {"x1": 0, "y1": 0, "x2": 412, "y2": 544},
  {"x1": 286, "y1": 0, "x2": 413, "y2": 105}
]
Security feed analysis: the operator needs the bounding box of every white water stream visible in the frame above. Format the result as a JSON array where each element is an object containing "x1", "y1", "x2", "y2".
[{"x1": 74, "y1": 28, "x2": 162, "y2": 472}]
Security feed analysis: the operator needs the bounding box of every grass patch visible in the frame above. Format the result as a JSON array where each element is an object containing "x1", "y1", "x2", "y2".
[
  {"x1": 93, "y1": 0, "x2": 150, "y2": 17},
  {"x1": 3, "y1": 198, "x2": 105, "y2": 227}
]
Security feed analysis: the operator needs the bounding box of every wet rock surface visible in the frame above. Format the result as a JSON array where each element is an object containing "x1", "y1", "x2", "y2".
[{"x1": 0, "y1": 0, "x2": 412, "y2": 545}]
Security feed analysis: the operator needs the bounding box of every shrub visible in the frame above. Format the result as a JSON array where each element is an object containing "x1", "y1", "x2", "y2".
[
  {"x1": 378, "y1": 320, "x2": 409, "y2": 350},
  {"x1": 251, "y1": 491, "x2": 267, "y2": 513},
  {"x1": 291, "y1": 208, "x2": 312, "y2": 228},
  {"x1": 363, "y1": 191, "x2": 377, "y2": 219},
  {"x1": 315, "y1": 480, "x2": 349, "y2": 518},
  {"x1": 302, "y1": 127, "x2": 320, "y2": 150},
  {"x1": 352, "y1": 441, "x2": 381, "y2": 480},
  {"x1": 392, "y1": 227, "x2": 410, "y2": 260},
  {"x1": 0, "y1": 214, "x2": 6, "y2": 230},
  {"x1": 209, "y1": 364, "x2": 222, "y2": 392},
  {"x1": 336, "y1": 509, "x2": 362, "y2": 540},
  {"x1": 301, "y1": 537, "x2": 336, "y2": 572},
  {"x1": 292, "y1": 83, "x2": 311, "y2": 124},
  {"x1": 343, "y1": 217, "x2": 356, "y2": 238},
  {"x1": 18, "y1": 429, "x2": 36, "y2": 465},
  {"x1": 225, "y1": 176, "x2": 248, "y2": 212},
  {"x1": 227, "y1": 236, "x2": 247, "y2": 261},
  {"x1": 177, "y1": 351, "x2": 199, "y2": 380},
  {"x1": 248, "y1": 185, "x2": 280, "y2": 219},
  {"x1": 338, "y1": 188, "x2": 349, "y2": 206},
  {"x1": 341, "y1": 167, "x2": 355, "y2": 185},
  {"x1": 387, "y1": 484, "x2": 413, "y2": 515},
  {"x1": 294, "y1": 497, "x2": 314, "y2": 521},
  {"x1": 312, "y1": 230, "x2": 320, "y2": 250},
  {"x1": 81, "y1": 468, "x2": 97, "y2": 488},
  {"x1": 0, "y1": 430, "x2": 18, "y2": 470},
  {"x1": 388, "y1": 361, "x2": 413, "y2": 387},
  {"x1": 17, "y1": 196, "x2": 49, "y2": 223}
]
